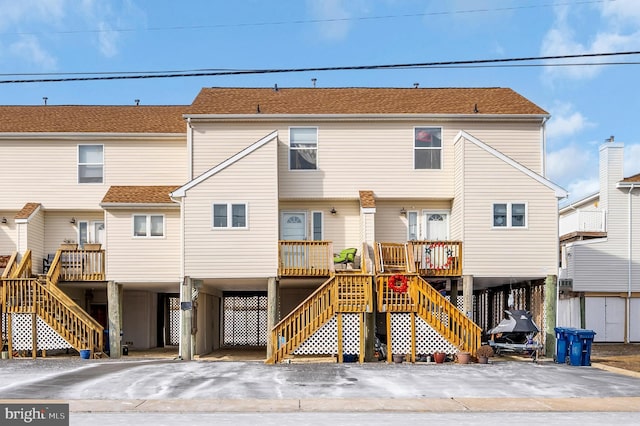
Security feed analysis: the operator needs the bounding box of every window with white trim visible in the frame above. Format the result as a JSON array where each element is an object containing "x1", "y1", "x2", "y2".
[
  {"x1": 414, "y1": 127, "x2": 442, "y2": 169},
  {"x1": 133, "y1": 214, "x2": 164, "y2": 237},
  {"x1": 493, "y1": 203, "x2": 527, "y2": 228},
  {"x1": 312, "y1": 211, "x2": 323, "y2": 240},
  {"x1": 407, "y1": 211, "x2": 419, "y2": 240},
  {"x1": 213, "y1": 203, "x2": 247, "y2": 229},
  {"x1": 78, "y1": 145, "x2": 104, "y2": 183},
  {"x1": 289, "y1": 127, "x2": 317, "y2": 170}
]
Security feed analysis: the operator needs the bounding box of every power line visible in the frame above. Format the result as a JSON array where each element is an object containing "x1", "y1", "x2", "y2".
[
  {"x1": 1, "y1": 50, "x2": 638, "y2": 85},
  {"x1": 0, "y1": 0, "x2": 617, "y2": 36}
]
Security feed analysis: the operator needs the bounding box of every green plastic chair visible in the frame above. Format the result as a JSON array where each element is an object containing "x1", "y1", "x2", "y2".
[{"x1": 334, "y1": 248, "x2": 357, "y2": 264}]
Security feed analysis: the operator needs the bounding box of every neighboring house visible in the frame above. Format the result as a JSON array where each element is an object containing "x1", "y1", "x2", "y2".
[
  {"x1": 0, "y1": 87, "x2": 566, "y2": 361},
  {"x1": 558, "y1": 140, "x2": 640, "y2": 343}
]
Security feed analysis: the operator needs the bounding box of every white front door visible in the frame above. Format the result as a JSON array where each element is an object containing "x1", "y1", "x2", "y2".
[
  {"x1": 281, "y1": 212, "x2": 307, "y2": 268},
  {"x1": 423, "y1": 211, "x2": 449, "y2": 240},
  {"x1": 93, "y1": 221, "x2": 105, "y2": 245},
  {"x1": 281, "y1": 212, "x2": 307, "y2": 240}
]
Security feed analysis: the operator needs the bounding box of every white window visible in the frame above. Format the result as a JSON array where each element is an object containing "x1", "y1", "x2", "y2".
[
  {"x1": 407, "y1": 211, "x2": 419, "y2": 240},
  {"x1": 289, "y1": 127, "x2": 317, "y2": 170},
  {"x1": 133, "y1": 214, "x2": 165, "y2": 237},
  {"x1": 312, "y1": 211, "x2": 323, "y2": 240},
  {"x1": 493, "y1": 203, "x2": 527, "y2": 228},
  {"x1": 78, "y1": 145, "x2": 104, "y2": 183},
  {"x1": 414, "y1": 127, "x2": 442, "y2": 169},
  {"x1": 213, "y1": 203, "x2": 247, "y2": 229}
]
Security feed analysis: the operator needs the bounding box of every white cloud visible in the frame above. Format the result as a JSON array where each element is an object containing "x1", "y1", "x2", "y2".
[
  {"x1": 540, "y1": 2, "x2": 640, "y2": 81},
  {"x1": 624, "y1": 143, "x2": 640, "y2": 178},
  {"x1": 565, "y1": 176, "x2": 600, "y2": 203},
  {"x1": 547, "y1": 144, "x2": 596, "y2": 187},
  {"x1": 9, "y1": 35, "x2": 56, "y2": 69},
  {"x1": 546, "y1": 102, "x2": 594, "y2": 141}
]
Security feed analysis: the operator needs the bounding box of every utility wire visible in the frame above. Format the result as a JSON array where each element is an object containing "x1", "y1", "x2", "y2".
[
  {"x1": 0, "y1": 0, "x2": 617, "y2": 36},
  {"x1": 0, "y1": 50, "x2": 638, "y2": 85}
]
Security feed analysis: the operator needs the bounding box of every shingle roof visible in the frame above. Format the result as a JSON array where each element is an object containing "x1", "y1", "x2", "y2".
[
  {"x1": 359, "y1": 190, "x2": 376, "y2": 208},
  {"x1": 0, "y1": 106, "x2": 187, "y2": 133},
  {"x1": 621, "y1": 173, "x2": 640, "y2": 183},
  {"x1": 187, "y1": 87, "x2": 548, "y2": 115},
  {"x1": 15, "y1": 202, "x2": 41, "y2": 219},
  {"x1": 101, "y1": 186, "x2": 180, "y2": 204}
]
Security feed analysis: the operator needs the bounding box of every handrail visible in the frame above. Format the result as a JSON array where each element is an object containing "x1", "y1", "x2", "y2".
[
  {"x1": 1, "y1": 252, "x2": 19, "y2": 278},
  {"x1": 46, "y1": 249, "x2": 105, "y2": 283},
  {"x1": 412, "y1": 276, "x2": 481, "y2": 355},
  {"x1": 409, "y1": 241, "x2": 462, "y2": 277},
  {"x1": 376, "y1": 274, "x2": 481, "y2": 355},
  {"x1": 1, "y1": 278, "x2": 104, "y2": 356},
  {"x1": 278, "y1": 241, "x2": 333, "y2": 276},
  {"x1": 268, "y1": 276, "x2": 337, "y2": 363},
  {"x1": 10, "y1": 250, "x2": 32, "y2": 279},
  {"x1": 375, "y1": 242, "x2": 413, "y2": 274}
]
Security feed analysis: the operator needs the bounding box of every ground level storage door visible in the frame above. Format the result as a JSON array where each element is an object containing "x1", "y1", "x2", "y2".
[
  {"x1": 585, "y1": 297, "x2": 625, "y2": 342},
  {"x1": 223, "y1": 292, "x2": 267, "y2": 346}
]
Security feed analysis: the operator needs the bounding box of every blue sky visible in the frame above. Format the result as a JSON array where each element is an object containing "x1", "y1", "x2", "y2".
[{"x1": 1, "y1": 0, "x2": 639, "y2": 203}]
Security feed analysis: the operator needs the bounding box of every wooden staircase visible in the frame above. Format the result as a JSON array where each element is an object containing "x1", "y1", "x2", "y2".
[
  {"x1": 1, "y1": 250, "x2": 105, "y2": 358},
  {"x1": 266, "y1": 273, "x2": 373, "y2": 364}
]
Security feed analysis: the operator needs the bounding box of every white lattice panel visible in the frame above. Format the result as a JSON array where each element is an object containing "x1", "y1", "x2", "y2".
[
  {"x1": 415, "y1": 315, "x2": 457, "y2": 354},
  {"x1": 10, "y1": 314, "x2": 73, "y2": 351},
  {"x1": 390, "y1": 313, "x2": 457, "y2": 355},
  {"x1": 169, "y1": 297, "x2": 180, "y2": 346},
  {"x1": 293, "y1": 313, "x2": 360, "y2": 355}
]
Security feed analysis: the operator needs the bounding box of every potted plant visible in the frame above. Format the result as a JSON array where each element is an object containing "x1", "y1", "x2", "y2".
[
  {"x1": 476, "y1": 345, "x2": 494, "y2": 364},
  {"x1": 60, "y1": 239, "x2": 78, "y2": 250},
  {"x1": 433, "y1": 351, "x2": 446, "y2": 364},
  {"x1": 456, "y1": 344, "x2": 471, "y2": 364}
]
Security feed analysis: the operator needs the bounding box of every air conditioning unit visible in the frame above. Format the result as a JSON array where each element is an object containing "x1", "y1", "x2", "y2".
[{"x1": 558, "y1": 279, "x2": 573, "y2": 292}]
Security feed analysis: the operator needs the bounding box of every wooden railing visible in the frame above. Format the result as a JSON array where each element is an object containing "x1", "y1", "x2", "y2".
[
  {"x1": 1, "y1": 252, "x2": 19, "y2": 278},
  {"x1": 374, "y1": 241, "x2": 463, "y2": 277},
  {"x1": 377, "y1": 274, "x2": 481, "y2": 355},
  {"x1": 409, "y1": 241, "x2": 462, "y2": 277},
  {"x1": 278, "y1": 241, "x2": 333, "y2": 276},
  {"x1": 267, "y1": 274, "x2": 373, "y2": 363},
  {"x1": 1, "y1": 278, "x2": 104, "y2": 357},
  {"x1": 46, "y1": 249, "x2": 105, "y2": 283}
]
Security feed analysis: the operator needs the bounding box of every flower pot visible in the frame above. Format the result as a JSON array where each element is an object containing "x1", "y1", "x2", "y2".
[
  {"x1": 478, "y1": 355, "x2": 489, "y2": 364},
  {"x1": 434, "y1": 352, "x2": 446, "y2": 364},
  {"x1": 84, "y1": 243, "x2": 102, "y2": 251},
  {"x1": 392, "y1": 354, "x2": 405, "y2": 364},
  {"x1": 60, "y1": 243, "x2": 78, "y2": 250},
  {"x1": 457, "y1": 351, "x2": 471, "y2": 364}
]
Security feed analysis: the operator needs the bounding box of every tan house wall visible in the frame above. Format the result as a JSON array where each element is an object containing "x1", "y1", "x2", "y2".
[
  {"x1": 0, "y1": 137, "x2": 186, "y2": 210},
  {"x1": 182, "y1": 138, "x2": 278, "y2": 278},
  {"x1": 25, "y1": 209, "x2": 45, "y2": 273},
  {"x1": 0, "y1": 211, "x2": 18, "y2": 255},
  {"x1": 190, "y1": 119, "x2": 543, "y2": 201},
  {"x1": 43, "y1": 212, "x2": 83, "y2": 255},
  {"x1": 460, "y1": 140, "x2": 558, "y2": 278},
  {"x1": 375, "y1": 200, "x2": 452, "y2": 242},
  {"x1": 105, "y1": 208, "x2": 181, "y2": 283}
]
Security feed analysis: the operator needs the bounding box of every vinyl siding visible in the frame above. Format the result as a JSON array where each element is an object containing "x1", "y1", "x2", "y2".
[
  {"x1": 0, "y1": 137, "x2": 186, "y2": 210},
  {"x1": 190, "y1": 119, "x2": 543, "y2": 201},
  {"x1": 0, "y1": 211, "x2": 18, "y2": 255},
  {"x1": 460, "y1": 140, "x2": 558, "y2": 278},
  {"x1": 375, "y1": 200, "x2": 452, "y2": 242},
  {"x1": 450, "y1": 138, "x2": 465, "y2": 240},
  {"x1": 278, "y1": 200, "x2": 360, "y2": 250},
  {"x1": 105, "y1": 208, "x2": 181, "y2": 283},
  {"x1": 43, "y1": 211, "x2": 91, "y2": 255},
  {"x1": 25, "y1": 209, "x2": 45, "y2": 271},
  {"x1": 183, "y1": 138, "x2": 278, "y2": 278}
]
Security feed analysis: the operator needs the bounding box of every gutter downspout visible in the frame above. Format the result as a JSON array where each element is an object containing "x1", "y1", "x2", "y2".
[
  {"x1": 187, "y1": 118, "x2": 193, "y2": 180},
  {"x1": 627, "y1": 184, "x2": 636, "y2": 343},
  {"x1": 541, "y1": 116, "x2": 549, "y2": 177}
]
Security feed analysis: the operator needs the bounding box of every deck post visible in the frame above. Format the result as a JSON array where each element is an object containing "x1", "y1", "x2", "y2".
[
  {"x1": 462, "y1": 275, "x2": 473, "y2": 318},
  {"x1": 107, "y1": 280, "x2": 121, "y2": 359},
  {"x1": 544, "y1": 274, "x2": 557, "y2": 358},
  {"x1": 180, "y1": 276, "x2": 193, "y2": 361},
  {"x1": 266, "y1": 277, "x2": 278, "y2": 360}
]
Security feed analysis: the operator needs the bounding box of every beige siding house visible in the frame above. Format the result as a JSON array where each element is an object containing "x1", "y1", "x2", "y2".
[
  {"x1": 558, "y1": 141, "x2": 640, "y2": 343},
  {"x1": 0, "y1": 87, "x2": 567, "y2": 361}
]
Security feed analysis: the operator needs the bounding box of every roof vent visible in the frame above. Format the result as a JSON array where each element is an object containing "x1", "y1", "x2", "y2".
[
  {"x1": 273, "y1": 83, "x2": 278, "y2": 92},
  {"x1": 473, "y1": 103, "x2": 479, "y2": 113},
  {"x1": 312, "y1": 78, "x2": 317, "y2": 88},
  {"x1": 135, "y1": 99, "x2": 140, "y2": 106},
  {"x1": 42, "y1": 97, "x2": 48, "y2": 106},
  {"x1": 413, "y1": 83, "x2": 419, "y2": 88},
  {"x1": 256, "y1": 104, "x2": 261, "y2": 114},
  {"x1": 606, "y1": 135, "x2": 614, "y2": 143}
]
